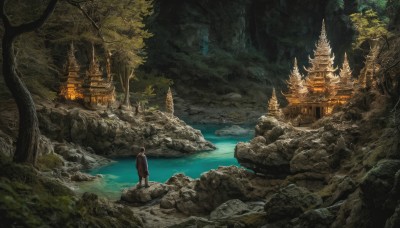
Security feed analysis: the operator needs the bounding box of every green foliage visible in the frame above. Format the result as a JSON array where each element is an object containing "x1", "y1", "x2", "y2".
[
  {"x1": 135, "y1": 85, "x2": 156, "y2": 110},
  {"x1": 0, "y1": 156, "x2": 142, "y2": 227},
  {"x1": 350, "y1": 9, "x2": 389, "y2": 48},
  {"x1": 36, "y1": 153, "x2": 64, "y2": 171},
  {"x1": 358, "y1": 0, "x2": 388, "y2": 16},
  {"x1": 130, "y1": 70, "x2": 172, "y2": 96},
  {"x1": 0, "y1": 1, "x2": 58, "y2": 100},
  {"x1": 45, "y1": 0, "x2": 153, "y2": 71}
]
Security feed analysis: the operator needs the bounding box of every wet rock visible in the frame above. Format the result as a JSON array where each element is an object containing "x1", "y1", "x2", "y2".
[
  {"x1": 121, "y1": 182, "x2": 170, "y2": 203},
  {"x1": 264, "y1": 184, "x2": 322, "y2": 222},
  {"x1": 70, "y1": 171, "x2": 98, "y2": 182}
]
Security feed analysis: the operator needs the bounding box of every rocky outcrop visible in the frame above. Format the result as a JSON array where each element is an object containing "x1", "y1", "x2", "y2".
[
  {"x1": 121, "y1": 166, "x2": 278, "y2": 216},
  {"x1": 215, "y1": 125, "x2": 253, "y2": 136},
  {"x1": 121, "y1": 182, "x2": 171, "y2": 204},
  {"x1": 235, "y1": 115, "x2": 355, "y2": 181},
  {"x1": 70, "y1": 171, "x2": 100, "y2": 182},
  {"x1": 0, "y1": 130, "x2": 13, "y2": 158},
  {"x1": 264, "y1": 184, "x2": 322, "y2": 223},
  {"x1": 53, "y1": 141, "x2": 112, "y2": 171},
  {"x1": 37, "y1": 103, "x2": 215, "y2": 157}
]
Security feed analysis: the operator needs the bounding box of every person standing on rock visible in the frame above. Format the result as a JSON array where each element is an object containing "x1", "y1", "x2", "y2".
[{"x1": 136, "y1": 147, "x2": 149, "y2": 188}]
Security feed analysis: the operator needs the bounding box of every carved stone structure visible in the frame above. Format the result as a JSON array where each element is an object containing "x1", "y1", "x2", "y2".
[
  {"x1": 59, "y1": 43, "x2": 115, "y2": 108},
  {"x1": 165, "y1": 87, "x2": 174, "y2": 115},
  {"x1": 59, "y1": 43, "x2": 84, "y2": 100},
  {"x1": 83, "y1": 46, "x2": 116, "y2": 107},
  {"x1": 359, "y1": 44, "x2": 380, "y2": 89},
  {"x1": 283, "y1": 20, "x2": 355, "y2": 123},
  {"x1": 335, "y1": 53, "x2": 355, "y2": 104},
  {"x1": 267, "y1": 87, "x2": 282, "y2": 118}
]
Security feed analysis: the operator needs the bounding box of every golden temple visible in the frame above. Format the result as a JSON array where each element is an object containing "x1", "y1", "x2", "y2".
[
  {"x1": 282, "y1": 20, "x2": 356, "y2": 123},
  {"x1": 59, "y1": 44, "x2": 115, "y2": 108}
]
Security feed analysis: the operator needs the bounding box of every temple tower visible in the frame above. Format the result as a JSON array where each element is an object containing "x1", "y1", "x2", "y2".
[
  {"x1": 165, "y1": 87, "x2": 174, "y2": 115},
  {"x1": 284, "y1": 57, "x2": 307, "y2": 105},
  {"x1": 335, "y1": 52, "x2": 355, "y2": 104},
  {"x1": 302, "y1": 20, "x2": 339, "y2": 118},
  {"x1": 59, "y1": 43, "x2": 84, "y2": 100},
  {"x1": 83, "y1": 45, "x2": 116, "y2": 107},
  {"x1": 304, "y1": 19, "x2": 339, "y2": 97},
  {"x1": 267, "y1": 88, "x2": 282, "y2": 118},
  {"x1": 359, "y1": 45, "x2": 380, "y2": 89}
]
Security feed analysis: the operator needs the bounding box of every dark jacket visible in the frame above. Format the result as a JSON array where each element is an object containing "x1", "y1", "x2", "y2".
[{"x1": 136, "y1": 153, "x2": 149, "y2": 177}]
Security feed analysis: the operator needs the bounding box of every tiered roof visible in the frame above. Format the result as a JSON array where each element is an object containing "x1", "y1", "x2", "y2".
[
  {"x1": 59, "y1": 43, "x2": 83, "y2": 100},
  {"x1": 267, "y1": 88, "x2": 282, "y2": 118},
  {"x1": 304, "y1": 20, "x2": 339, "y2": 99}
]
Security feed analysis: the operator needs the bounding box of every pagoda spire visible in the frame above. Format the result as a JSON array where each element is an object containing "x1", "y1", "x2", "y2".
[
  {"x1": 267, "y1": 88, "x2": 282, "y2": 118},
  {"x1": 283, "y1": 58, "x2": 307, "y2": 105},
  {"x1": 66, "y1": 41, "x2": 79, "y2": 72},
  {"x1": 87, "y1": 44, "x2": 102, "y2": 76},
  {"x1": 165, "y1": 87, "x2": 174, "y2": 116},
  {"x1": 304, "y1": 19, "x2": 337, "y2": 74},
  {"x1": 339, "y1": 52, "x2": 352, "y2": 84}
]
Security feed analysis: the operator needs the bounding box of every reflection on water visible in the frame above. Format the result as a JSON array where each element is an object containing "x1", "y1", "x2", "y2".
[{"x1": 78, "y1": 124, "x2": 253, "y2": 199}]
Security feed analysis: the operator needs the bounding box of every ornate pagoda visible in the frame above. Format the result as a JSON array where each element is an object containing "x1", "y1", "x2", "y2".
[
  {"x1": 359, "y1": 45, "x2": 380, "y2": 89},
  {"x1": 59, "y1": 43, "x2": 84, "y2": 100},
  {"x1": 58, "y1": 43, "x2": 116, "y2": 108},
  {"x1": 282, "y1": 57, "x2": 307, "y2": 118},
  {"x1": 283, "y1": 20, "x2": 355, "y2": 123},
  {"x1": 83, "y1": 46, "x2": 116, "y2": 107},
  {"x1": 267, "y1": 88, "x2": 282, "y2": 118},
  {"x1": 335, "y1": 53, "x2": 355, "y2": 104}
]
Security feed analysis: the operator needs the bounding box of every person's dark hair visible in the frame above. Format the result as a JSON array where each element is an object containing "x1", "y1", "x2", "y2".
[{"x1": 140, "y1": 147, "x2": 145, "y2": 152}]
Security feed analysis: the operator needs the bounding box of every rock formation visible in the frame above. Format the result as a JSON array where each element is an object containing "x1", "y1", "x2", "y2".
[{"x1": 36, "y1": 102, "x2": 215, "y2": 157}]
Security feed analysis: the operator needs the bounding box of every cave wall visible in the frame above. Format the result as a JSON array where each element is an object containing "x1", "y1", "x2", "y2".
[{"x1": 142, "y1": 0, "x2": 357, "y2": 105}]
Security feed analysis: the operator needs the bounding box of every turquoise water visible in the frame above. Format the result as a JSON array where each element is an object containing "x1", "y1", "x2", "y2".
[{"x1": 78, "y1": 125, "x2": 252, "y2": 199}]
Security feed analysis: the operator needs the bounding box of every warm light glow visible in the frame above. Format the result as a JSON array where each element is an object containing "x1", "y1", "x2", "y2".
[{"x1": 282, "y1": 20, "x2": 355, "y2": 123}]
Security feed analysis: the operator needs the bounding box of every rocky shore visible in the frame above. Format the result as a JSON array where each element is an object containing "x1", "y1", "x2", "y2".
[
  {"x1": 110, "y1": 91, "x2": 400, "y2": 228},
  {"x1": 2, "y1": 90, "x2": 400, "y2": 227},
  {"x1": 36, "y1": 101, "x2": 215, "y2": 158}
]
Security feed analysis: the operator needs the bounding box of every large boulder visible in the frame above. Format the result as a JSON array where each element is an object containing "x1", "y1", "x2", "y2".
[
  {"x1": 160, "y1": 166, "x2": 273, "y2": 216},
  {"x1": 209, "y1": 199, "x2": 249, "y2": 220},
  {"x1": 235, "y1": 115, "x2": 353, "y2": 179},
  {"x1": 264, "y1": 184, "x2": 322, "y2": 222},
  {"x1": 121, "y1": 182, "x2": 170, "y2": 203}
]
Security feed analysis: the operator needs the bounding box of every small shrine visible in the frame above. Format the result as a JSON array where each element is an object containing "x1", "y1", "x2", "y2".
[
  {"x1": 59, "y1": 43, "x2": 84, "y2": 100},
  {"x1": 359, "y1": 45, "x2": 380, "y2": 89},
  {"x1": 282, "y1": 20, "x2": 355, "y2": 123},
  {"x1": 82, "y1": 46, "x2": 116, "y2": 106},
  {"x1": 267, "y1": 88, "x2": 282, "y2": 118},
  {"x1": 59, "y1": 43, "x2": 115, "y2": 108}
]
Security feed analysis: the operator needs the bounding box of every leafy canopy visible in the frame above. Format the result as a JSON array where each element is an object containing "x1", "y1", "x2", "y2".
[{"x1": 350, "y1": 9, "x2": 389, "y2": 48}]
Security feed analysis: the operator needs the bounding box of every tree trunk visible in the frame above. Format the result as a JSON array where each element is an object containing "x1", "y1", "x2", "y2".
[
  {"x1": 1, "y1": 0, "x2": 58, "y2": 165},
  {"x1": 123, "y1": 74, "x2": 130, "y2": 106},
  {"x1": 2, "y1": 35, "x2": 40, "y2": 164}
]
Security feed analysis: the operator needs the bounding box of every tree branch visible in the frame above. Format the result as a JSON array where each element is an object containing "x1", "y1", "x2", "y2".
[
  {"x1": 12, "y1": 0, "x2": 58, "y2": 37},
  {"x1": 0, "y1": 0, "x2": 11, "y2": 29},
  {"x1": 67, "y1": 0, "x2": 105, "y2": 42}
]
